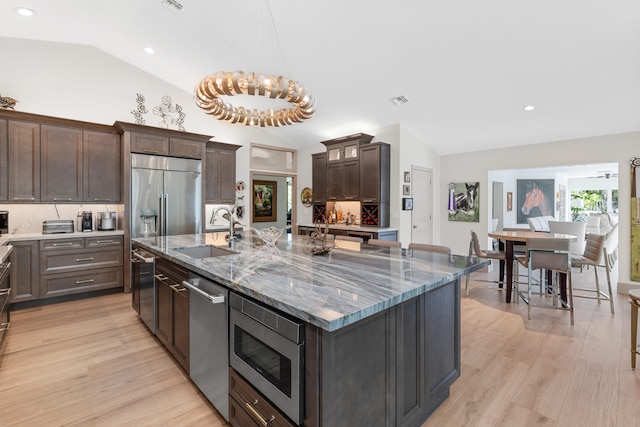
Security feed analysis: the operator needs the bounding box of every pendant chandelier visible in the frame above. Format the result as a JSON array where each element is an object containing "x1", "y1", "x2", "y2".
[{"x1": 194, "y1": 1, "x2": 316, "y2": 127}]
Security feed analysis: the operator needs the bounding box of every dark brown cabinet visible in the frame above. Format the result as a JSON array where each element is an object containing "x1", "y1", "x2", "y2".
[
  {"x1": 0, "y1": 119, "x2": 7, "y2": 201},
  {"x1": 170, "y1": 137, "x2": 205, "y2": 159},
  {"x1": 84, "y1": 130, "x2": 121, "y2": 202},
  {"x1": 155, "y1": 258, "x2": 189, "y2": 372},
  {"x1": 326, "y1": 160, "x2": 359, "y2": 201},
  {"x1": 40, "y1": 125, "x2": 83, "y2": 202},
  {"x1": 311, "y1": 152, "x2": 326, "y2": 204},
  {"x1": 129, "y1": 130, "x2": 204, "y2": 159},
  {"x1": 205, "y1": 142, "x2": 240, "y2": 204},
  {"x1": 7, "y1": 120, "x2": 40, "y2": 202},
  {"x1": 9, "y1": 240, "x2": 40, "y2": 303},
  {"x1": 359, "y1": 143, "x2": 390, "y2": 227}
]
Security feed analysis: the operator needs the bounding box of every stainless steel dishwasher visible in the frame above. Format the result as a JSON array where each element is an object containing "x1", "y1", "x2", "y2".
[{"x1": 181, "y1": 273, "x2": 229, "y2": 421}]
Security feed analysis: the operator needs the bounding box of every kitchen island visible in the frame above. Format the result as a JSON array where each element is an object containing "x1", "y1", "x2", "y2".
[{"x1": 133, "y1": 232, "x2": 488, "y2": 427}]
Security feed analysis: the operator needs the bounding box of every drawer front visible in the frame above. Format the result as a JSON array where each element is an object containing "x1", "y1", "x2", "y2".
[
  {"x1": 229, "y1": 368, "x2": 296, "y2": 427},
  {"x1": 41, "y1": 247, "x2": 123, "y2": 275},
  {"x1": 40, "y1": 238, "x2": 84, "y2": 251},
  {"x1": 86, "y1": 236, "x2": 123, "y2": 248},
  {"x1": 40, "y1": 267, "x2": 123, "y2": 299},
  {"x1": 230, "y1": 396, "x2": 260, "y2": 427}
]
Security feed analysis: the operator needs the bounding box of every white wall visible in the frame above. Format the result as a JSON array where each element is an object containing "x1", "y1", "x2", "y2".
[{"x1": 441, "y1": 131, "x2": 640, "y2": 290}]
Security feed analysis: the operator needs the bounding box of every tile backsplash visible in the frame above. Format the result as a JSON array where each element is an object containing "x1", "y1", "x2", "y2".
[{"x1": 0, "y1": 204, "x2": 124, "y2": 234}]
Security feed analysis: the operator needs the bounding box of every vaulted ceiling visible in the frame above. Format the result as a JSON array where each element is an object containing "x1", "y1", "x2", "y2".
[{"x1": 2, "y1": 0, "x2": 640, "y2": 155}]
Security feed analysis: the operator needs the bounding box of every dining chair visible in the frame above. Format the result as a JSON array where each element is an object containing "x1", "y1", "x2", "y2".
[
  {"x1": 334, "y1": 235, "x2": 363, "y2": 243},
  {"x1": 548, "y1": 220, "x2": 586, "y2": 256},
  {"x1": 408, "y1": 243, "x2": 451, "y2": 254},
  {"x1": 368, "y1": 239, "x2": 401, "y2": 248},
  {"x1": 571, "y1": 224, "x2": 617, "y2": 314},
  {"x1": 467, "y1": 230, "x2": 508, "y2": 297},
  {"x1": 516, "y1": 237, "x2": 574, "y2": 324}
]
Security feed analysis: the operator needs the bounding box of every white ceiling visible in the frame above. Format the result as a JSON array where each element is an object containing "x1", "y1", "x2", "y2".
[{"x1": 2, "y1": 0, "x2": 640, "y2": 155}]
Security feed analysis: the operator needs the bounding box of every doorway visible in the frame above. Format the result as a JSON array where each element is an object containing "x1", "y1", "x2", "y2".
[
  {"x1": 250, "y1": 171, "x2": 296, "y2": 232},
  {"x1": 411, "y1": 166, "x2": 433, "y2": 244}
]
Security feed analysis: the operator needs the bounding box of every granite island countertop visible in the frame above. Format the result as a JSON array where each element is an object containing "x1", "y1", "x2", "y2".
[{"x1": 133, "y1": 232, "x2": 487, "y2": 332}]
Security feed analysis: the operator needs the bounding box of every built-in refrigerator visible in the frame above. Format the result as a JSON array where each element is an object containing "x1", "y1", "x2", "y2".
[{"x1": 131, "y1": 153, "x2": 202, "y2": 238}]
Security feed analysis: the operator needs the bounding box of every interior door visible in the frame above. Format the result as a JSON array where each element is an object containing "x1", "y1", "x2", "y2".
[{"x1": 411, "y1": 167, "x2": 433, "y2": 244}]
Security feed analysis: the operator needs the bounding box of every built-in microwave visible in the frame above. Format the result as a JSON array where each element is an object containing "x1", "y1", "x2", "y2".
[{"x1": 229, "y1": 292, "x2": 305, "y2": 425}]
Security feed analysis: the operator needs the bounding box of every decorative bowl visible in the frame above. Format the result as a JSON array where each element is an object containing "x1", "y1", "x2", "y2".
[{"x1": 251, "y1": 226, "x2": 285, "y2": 246}]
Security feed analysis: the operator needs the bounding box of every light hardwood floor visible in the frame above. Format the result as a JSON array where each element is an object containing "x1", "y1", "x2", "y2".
[{"x1": 1, "y1": 266, "x2": 639, "y2": 426}]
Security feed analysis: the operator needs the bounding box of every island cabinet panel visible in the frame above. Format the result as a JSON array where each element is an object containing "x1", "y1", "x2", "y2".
[
  {"x1": 40, "y1": 125, "x2": 83, "y2": 202},
  {"x1": 0, "y1": 119, "x2": 7, "y2": 201},
  {"x1": 306, "y1": 278, "x2": 460, "y2": 427},
  {"x1": 9, "y1": 240, "x2": 40, "y2": 303},
  {"x1": 83, "y1": 130, "x2": 121, "y2": 202},
  {"x1": 154, "y1": 258, "x2": 189, "y2": 372},
  {"x1": 7, "y1": 120, "x2": 40, "y2": 202}
]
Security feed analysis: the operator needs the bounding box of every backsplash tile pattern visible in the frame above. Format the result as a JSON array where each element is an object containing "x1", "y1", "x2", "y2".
[{"x1": 0, "y1": 204, "x2": 124, "y2": 234}]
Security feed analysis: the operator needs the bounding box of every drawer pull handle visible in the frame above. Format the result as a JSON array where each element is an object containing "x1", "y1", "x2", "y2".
[
  {"x1": 169, "y1": 284, "x2": 187, "y2": 293},
  {"x1": 75, "y1": 279, "x2": 95, "y2": 284},
  {"x1": 13, "y1": 197, "x2": 35, "y2": 201},
  {"x1": 154, "y1": 274, "x2": 169, "y2": 281},
  {"x1": 143, "y1": 149, "x2": 160, "y2": 154},
  {"x1": 53, "y1": 242, "x2": 74, "y2": 247},
  {"x1": 245, "y1": 400, "x2": 275, "y2": 427},
  {"x1": 0, "y1": 322, "x2": 9, "y2": 332},
  {"x1": 95, "y1": 240, "x2": 115, "y2": 244},
  {"x1": 92, "y1": 199, "x2": 112, "y2": 201},
  {"x1": 0, "y1": 289, "x2": 10, "y2": 296},
  {"x1": 75, "y1": 257, "x2": 94, "y2": 262},
  {"x1": 53, "y1": 198, "x2": 72, "y2": 201}
]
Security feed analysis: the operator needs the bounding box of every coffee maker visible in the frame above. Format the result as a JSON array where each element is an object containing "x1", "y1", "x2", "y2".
[
  {"x1": 0, "y1": 211, "x2": 8, "y2": 234},
  {"x1": 81, "y1": 211, "x2": 93, "y2": 232},
  {"x1": 97, "y1": 211, "x2": 116, "y2": 231}
]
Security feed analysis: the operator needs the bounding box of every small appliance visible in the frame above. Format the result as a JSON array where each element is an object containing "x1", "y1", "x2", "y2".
[
  {"x1": 42, "y1": 219, "x2": 75, "y2": 234},
  {"x1": 0, "y1": 211, "x2": 8, "y2": 234},
  {"x1": 81, "y1": 211, "x2": 93, "y2": 232},
  {"x1": 97, "y1": 211, "x2": 116, "y2": 231}
]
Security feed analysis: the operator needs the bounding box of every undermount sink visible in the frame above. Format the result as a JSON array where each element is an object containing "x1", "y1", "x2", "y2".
[{"x1": 173, "y1": 245, "x2": 237, "y2": 259}]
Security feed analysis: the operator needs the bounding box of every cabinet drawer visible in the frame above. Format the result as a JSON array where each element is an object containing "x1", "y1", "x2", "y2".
[
  {"x1": 170, "y1": 138, "x2": 203, "y2": 159},
  {"x1": 40, "y1": 238, "x2": 84, "y2": 251},
  {"x1": 40, "y1": 266, "x2": 123, "y2": 298},
  {"x1": 130, "y1": 133, "x2": 169, "y2": 156},
  {"x1": 229, "y1": 368, "x2": 296, "y2": 427},
  {"x1": 230, "y1": 396, "x2": 260, "y2": 427},
  {"x1": 86, "y1": 236, "x2": 123, "y2": 248},
  {"x1": 40, "y1": 246, "x2": 123, "y2": 275}
]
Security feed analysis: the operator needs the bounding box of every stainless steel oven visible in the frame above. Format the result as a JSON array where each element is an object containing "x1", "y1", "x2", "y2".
[{"x1": 229, "y1": 292, "x2": 305, "y2": 425}]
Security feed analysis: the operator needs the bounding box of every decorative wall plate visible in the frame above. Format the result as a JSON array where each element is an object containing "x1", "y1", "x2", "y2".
[
  {"x1": 301, "y1": 187, "x2": 313, "y2": 207},
  {"x1": 236, "y1": 181, "x2": 246, "y2": 192}
]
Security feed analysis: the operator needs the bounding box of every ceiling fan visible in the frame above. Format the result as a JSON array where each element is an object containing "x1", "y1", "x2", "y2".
[{"x1": 588, "y1": 170, "x2": 619, "y2": 179}]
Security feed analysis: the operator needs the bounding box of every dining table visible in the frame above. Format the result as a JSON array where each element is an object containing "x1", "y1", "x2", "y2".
[{"x1": 488, "y1": 230, "x2": 577, "y2": 303}]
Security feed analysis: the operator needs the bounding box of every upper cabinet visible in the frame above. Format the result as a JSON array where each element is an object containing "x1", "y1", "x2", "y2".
[
  {"x1": 0, "y1": 111, "x2": 122, "y2": 203},
  {"x1": 119, "y1": 122, "x2": 208, "y2": 160},
  {"x1": 322, "y1": 133, "x2": 373, "y2": 164},
  {"x1": 312, "y1": 153, "x2": 327, "y2": 203},
  {"x1": 205, "y1": 141, "x2": 241, "y2": 204}
]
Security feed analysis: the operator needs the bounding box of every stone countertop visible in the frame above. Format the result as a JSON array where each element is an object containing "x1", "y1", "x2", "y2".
[
  {"x1": 0, "y1": 230, "x2": 124, "y2": 246},
  {"x1": 296, "y1": 223, "x2": 398, "y2": 233},
  {"x1": 133, "y1": 232, "x2": 487, "y2": 332}
]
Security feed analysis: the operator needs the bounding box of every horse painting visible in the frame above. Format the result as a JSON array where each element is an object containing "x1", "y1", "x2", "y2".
[
  {"x1": 448, "y1": 182, "x2": 480, "y2": 222},
  {"x1": 517, "y1": 179, "x2": 554, "y2": 223}
]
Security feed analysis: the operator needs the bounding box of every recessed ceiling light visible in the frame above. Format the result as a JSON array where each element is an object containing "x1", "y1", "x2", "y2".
[
  {"x1": 523, "y1": 105, "x2": 535, "y2": 111},
  {"x1": 16, "y1": 7, "x2": 36, "y2": 16},
  {"x1": 144, "y1": 46, "x2": 155, "y2": 55}
]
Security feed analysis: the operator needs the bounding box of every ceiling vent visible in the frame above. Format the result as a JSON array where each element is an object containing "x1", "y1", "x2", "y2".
[
  {"x1": 161, "y1": 0, "x2": 186, "y2": 14},
  {"x1": 390, "y1": 95, "x2": 409, "y2": 106}
]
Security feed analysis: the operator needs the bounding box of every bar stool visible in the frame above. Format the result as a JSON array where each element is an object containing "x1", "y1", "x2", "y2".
[{"x1": 629, "y1": 289, "x2": 640, "y2": 369}]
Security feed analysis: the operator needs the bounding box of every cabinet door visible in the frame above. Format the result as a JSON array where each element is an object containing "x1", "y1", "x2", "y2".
[
  {"x1": 41, "y1": 125, "x2": 83, "y2": 202},
  {"x1": 84, "y1": 131, "x2": 121, "y2": 202},
  {"x1": 0, "y1": 119, "x2": 7, "y2": 201},
  {"x1": 205, "y1": 148, "x2": 236, "y2": 204},
  {"x1": 170, "y1": 138, "x2": 203, "y2": 159},
  {"x1": 8, "y1": 121, "x2": 40, "y2": 202},
  {"x1": 172, "y1": 283, "x2": 189, "y2": 371},
  {"x1": 343, "y1": 161, "x2": 360, "y2": 200},
  {"x1": 326, "y1": 163, "x2": 343, "y2": 201},
  {"x1": 130, "y1": 132, "x2": 169, "y2": 156},
  {"x1": 10, "y1": 240, "x2": 40, "y2": 302},
  {"x1": 155, "y1": 276, "x2": 172, "y2": 347},
  {"x1": 359, "y1": 144, "x2": 380, "y2": 203},
  {"x1": 312, "y1": 153, "x2": 326, "y2": 203}
]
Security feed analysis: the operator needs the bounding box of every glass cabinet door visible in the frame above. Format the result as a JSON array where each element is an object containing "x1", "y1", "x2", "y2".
[
  {"x1": 328, "y1": 147, "x2": 342, "y2": 162},
  {"x1": 344, "y1": 144, "x2": 359, "y2": 160}
]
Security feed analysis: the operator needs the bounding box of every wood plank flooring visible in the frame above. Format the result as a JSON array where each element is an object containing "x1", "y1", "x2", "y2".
[{"x1": 1, "y1": 265, "x2": 639, "y2": 426}]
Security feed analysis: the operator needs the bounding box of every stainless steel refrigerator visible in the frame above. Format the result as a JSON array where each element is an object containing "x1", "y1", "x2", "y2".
[{"x1": 131, "y1": 153, "x2": 202, "y2": 238}]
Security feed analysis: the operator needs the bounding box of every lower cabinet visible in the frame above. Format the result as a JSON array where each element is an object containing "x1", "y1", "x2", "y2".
[
  {"x1": 155, "y1": 258, "x2": 189, "y2": 372},
  {"x1": 39, "y1": 236, "x2": 123, "y2": 299},
  {"x1": 297, "y1": 226, "x2": 397, "y2": 242},
  {"x1": 229, "y1": 368, "x2": 296, "y2": 427}
]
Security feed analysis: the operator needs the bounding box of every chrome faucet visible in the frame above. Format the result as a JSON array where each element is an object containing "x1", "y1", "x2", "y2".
[{"x1": 211, "y1": 207, "x2": 237, "y2": 244}]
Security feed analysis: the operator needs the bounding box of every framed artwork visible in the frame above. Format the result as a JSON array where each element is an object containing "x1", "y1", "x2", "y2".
[
  {"x1": 253, "y1": 180, "x2": 277, "y2": 222},
  {"x1": 507, "y1": 192, "x2": 513, "y2": 211},
  {"x1": 404, "y1": 171, "x2": 411, "y2": 183},
  {"x1": 402, "y1": 197, "x2": 413, "y2": 210},
  {"x1": 516, "y1": 179, "x2": 554, "y2": 224},
  {"x1": 403, "y1": 184, "x2": 411, "y2": 196},
  {"x1": 300, "y1": 187, "x2": 313, "y2": 207},
  {"x1": 447, "y1": 182, "x2": 480, "y2": 222}
]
